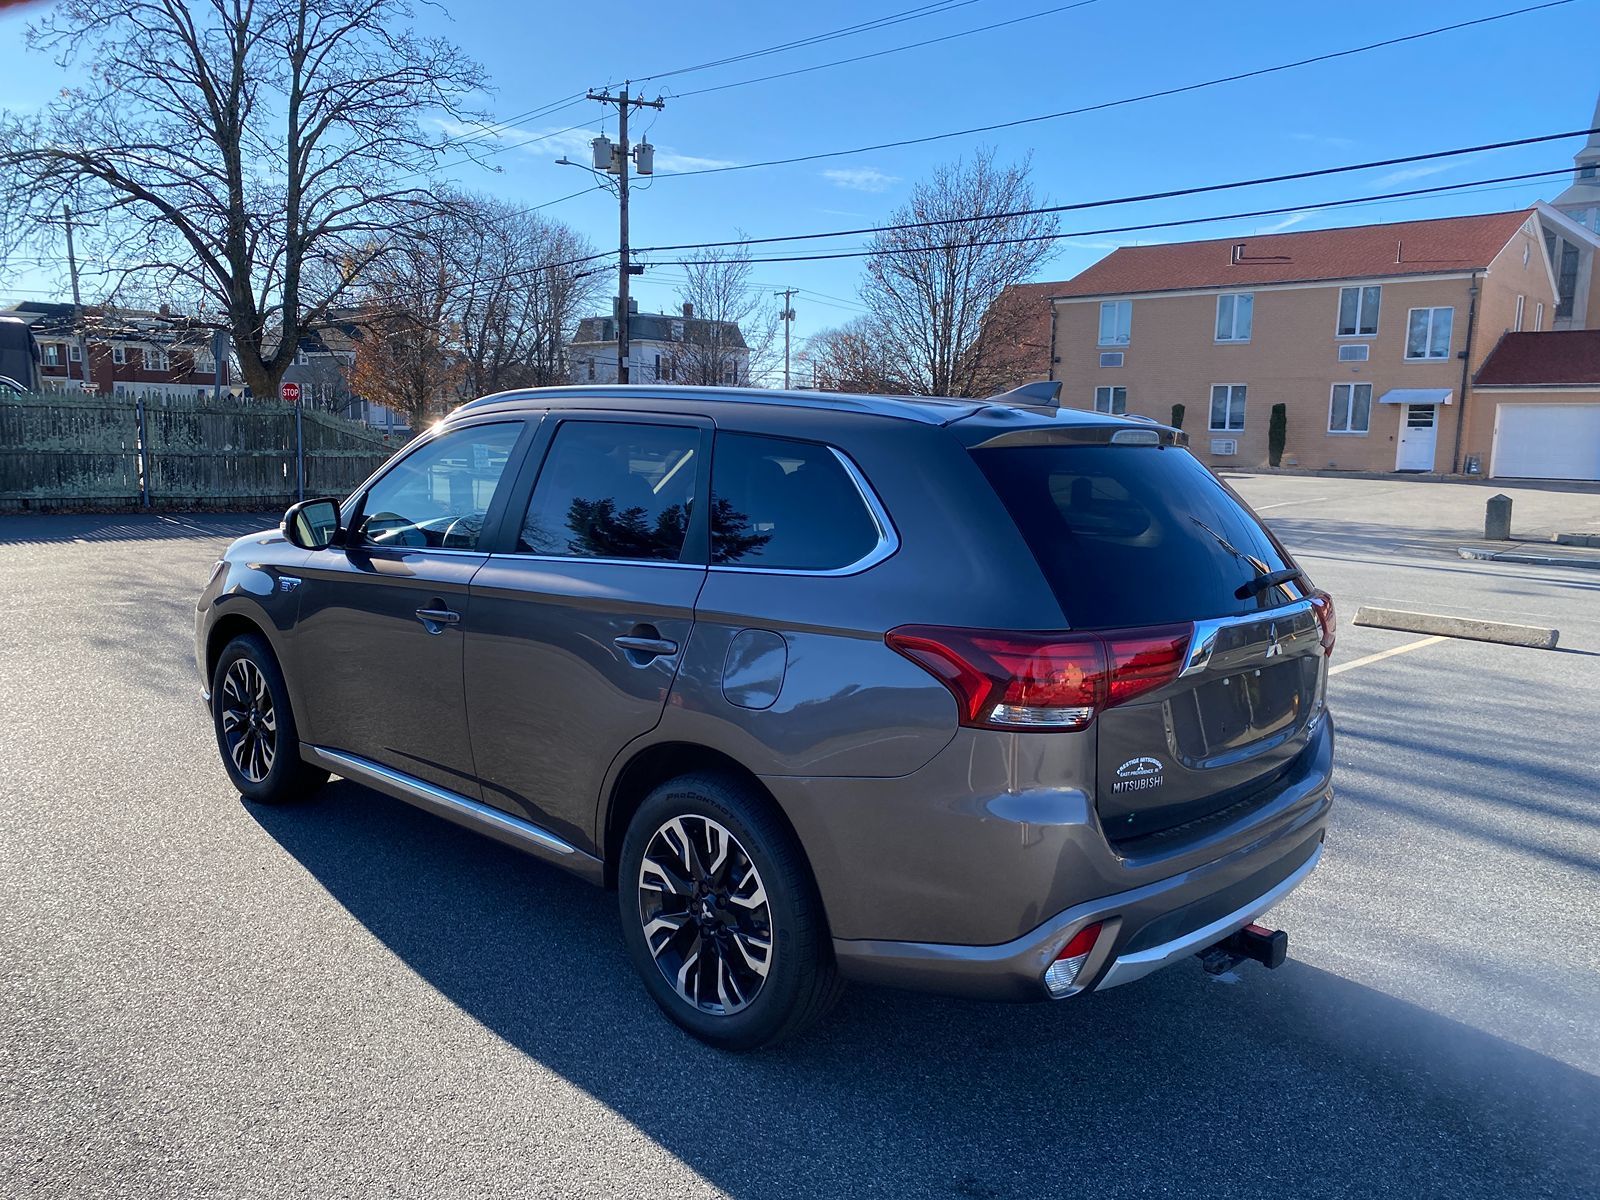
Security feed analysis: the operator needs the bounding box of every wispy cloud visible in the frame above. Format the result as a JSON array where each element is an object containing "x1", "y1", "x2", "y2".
[
  {"x1": 822, "y1": 167, "x2": 900, "y2": 193},
  {"x1": 1373, "y1": 163, "x2": 1453, "y2": 187},
  {"x1": 1255, "y1": 211, "x2": 1312, "y2": 234},
  {"x1": 654, "y1": 149, "x2": 741, "y2": 173},
  {"x1": 817, "y1": 208, "x2": 868, "y2": 219}
]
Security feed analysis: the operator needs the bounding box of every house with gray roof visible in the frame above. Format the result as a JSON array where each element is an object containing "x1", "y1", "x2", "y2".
[{"x1": 568, "y1": 299, "x2": 750, "y2": 386}]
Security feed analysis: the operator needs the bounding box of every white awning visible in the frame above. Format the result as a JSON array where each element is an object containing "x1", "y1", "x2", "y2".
[{"x1": 1378, "y1": 388, "x2": 1453, "y2": 405}]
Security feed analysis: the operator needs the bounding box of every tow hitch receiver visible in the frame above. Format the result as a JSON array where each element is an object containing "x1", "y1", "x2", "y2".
[{"x1": 1198, "y1": 923, "x2": 1289, "y2": 976}]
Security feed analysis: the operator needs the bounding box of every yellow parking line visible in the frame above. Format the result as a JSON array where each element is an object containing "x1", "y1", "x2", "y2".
[{"x1": 1329, "y1": 635, "x2": 1448, "y2": 676}]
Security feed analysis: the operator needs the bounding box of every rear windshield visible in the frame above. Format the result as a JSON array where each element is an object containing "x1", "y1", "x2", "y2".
[{"x1": 972, "y1": 444, "x2": 1299, "y2": 628}]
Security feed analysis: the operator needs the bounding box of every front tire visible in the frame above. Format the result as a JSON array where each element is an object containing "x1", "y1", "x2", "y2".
[
  {"x1": 211, "y1": 633, "x2": 328, "y2": 804},
  {"x1": 618, "y1": 773, "x2": 842, "y2": 1051}
]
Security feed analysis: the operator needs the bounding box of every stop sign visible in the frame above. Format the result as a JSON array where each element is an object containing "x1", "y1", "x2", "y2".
[{"x1": 281, "y1": 381, "x2": 301, "y2": 404}]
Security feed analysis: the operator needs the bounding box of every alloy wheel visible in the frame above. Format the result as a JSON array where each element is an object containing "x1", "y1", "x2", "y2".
[
  {"x1": 220, "y1": 658, "x2": 277, "y2": 784},
  {"x1": 636, "y1": 814, "x2": 774, "y2": 1016}
]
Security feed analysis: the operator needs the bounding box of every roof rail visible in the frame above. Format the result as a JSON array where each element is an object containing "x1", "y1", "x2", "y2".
[
  {"x1": 990, "y1": 380, "x2": 1061, "y2": 408},
  {"x1": 451, "y1": 384, "x2": 983, "y2": 426}
]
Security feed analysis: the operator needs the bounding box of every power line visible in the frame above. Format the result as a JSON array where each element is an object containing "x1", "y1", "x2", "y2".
[
  {"x1": 674, "y1": 1, "x2": 1100, "y2": 99},
  {"x1": 659, "y1": 1, "x2": 1575, "y2": 179},
  {"x1": 634, "y1": 125, "x2": 1600, "y2": 257}
]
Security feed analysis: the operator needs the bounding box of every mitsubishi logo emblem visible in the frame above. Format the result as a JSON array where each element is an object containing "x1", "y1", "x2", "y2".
[{"x1": 1264, "y1": 622, "x2": 1284, "y2": 658}]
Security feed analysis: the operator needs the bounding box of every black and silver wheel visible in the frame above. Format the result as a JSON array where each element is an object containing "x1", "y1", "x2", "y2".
[
  {"x1": 211, "y1": 633, "x2": 328, "y2": 804},
  {"x1": 619, "y1": 772, "x2": 842, "y2": 1051}
]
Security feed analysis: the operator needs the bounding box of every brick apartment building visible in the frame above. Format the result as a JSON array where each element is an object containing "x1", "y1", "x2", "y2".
[{"x1": 6, "y1": 301, "x2": 229, "y2": 398}]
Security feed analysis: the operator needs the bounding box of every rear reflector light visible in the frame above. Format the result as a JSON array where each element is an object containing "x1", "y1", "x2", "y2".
[
  {"x1": 1309, "y1": 590, "x2": 1337, "y2": 656},
  {"x1": 1043, "y1": 921, "x2": 1103, "y2": 997},
  {"x1": 886, "y1": 624, "x2": 1191, "y2": 731}
]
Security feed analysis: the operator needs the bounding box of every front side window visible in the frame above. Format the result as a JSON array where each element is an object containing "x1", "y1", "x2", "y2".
[
  {"x1": 710, "y1": 433, "x2": 880, "y2": 571},
  {"x1": 1094, "y1": 386, "x2": 1127, "y2": 414},
  {"x1": 1098, "y1": 300, "x2": 1132, "y2": 347},
  {"x1": 519, "y1": 421, "x2": 699, "y2": 562},
  {"x1": 1329, "y1": 382, "x2": 1372, "y2": 434},
  {"x1": 355, "y1": 422, "x2": 520, "y2": 551},
  {"x1": 68, "y1": 342, "x2": 82, "y2": 363},
  {"x1": 1215, "y1": 293, "x2": 1253, "y2": 342},
  {"x1": 1209, "y1": 383, "x2": 1246, "y2": 431},
  {"x1": 1406, "y1": 307, "x2": 1454, "y2": 359},
  {"x1": 112, "y1": 346, "x2": 126, "y2": 365},
  {"x1": 1337, "y1": 285, "x2": 1381, "y2": 337},
  {"x1": 42, "y1": 344, "x2": 59, "y2": 366}
]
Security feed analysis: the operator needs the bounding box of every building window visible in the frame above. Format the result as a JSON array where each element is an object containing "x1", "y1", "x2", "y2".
[
  {"x1": 1329, "y1": 383, "x2": 1372, "y2": 434},
  {"x1": 1097, "y1": 300, "x2": 1132, "y2": 347},
  {"x1": 723, "y1": 365, "x2": 737, "y2": 386},
  {"x1": 586, "y1": 358, "x2": 596, "y2": 381},
  {"x1": 1094, "y1": 386, "x2": 1127, "y2": 414},
  {"x1": 1215, "y1": 293, "x2": 1253, "y2": 343},
  {"x1": 68, "y1": 342, "x2": 82, "y2": 363},
  {"x1": 1514, "y1": 294, "x2": 1525, "y2": 332},
  {"x1": 1582, "y1": 164, "x2": 1598, "y2": 180},
  {"x1": 42, "y1": 344, "x2": 60, "y2": 366},
  {"x1": 112, "y1": 346, "x2": 127, "y2": 365},
  {"x1": 1535, "y1": 302, "x2": 1545, "y2": 331},
  {"x1": 1337, "y1": 286, "x2": 1381, "y2": 337},
  {"x1": 654, "y1": 353, "x2": 661, "y2": 379},
  {"x1": 1209, "y1": 383, "x2": 1246, "y2": 431},
  {"x1": 143, "y1": 348, "x2": 170, "y2": 371},
  {"x1": 1405, "y1": 307, "x2": 1454, "y2": 360},
  {"x1": 671, "y1": 320, "x2": 684, "y2": 342},
  {"x1": 1556, "y1": 241, "x2": 1580, "y2": 319}
]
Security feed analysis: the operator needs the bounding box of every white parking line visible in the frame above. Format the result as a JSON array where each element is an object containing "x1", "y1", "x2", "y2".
[
  {"x1": 1253, "y1": 496, "x2": 1328, "y2": 510},
  {"x1": 1329, "y1": 635, "x2": 1447, "y2": 676}
]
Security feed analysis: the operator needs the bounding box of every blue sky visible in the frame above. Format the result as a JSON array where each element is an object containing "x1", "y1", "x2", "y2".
[{"x1": 3, "y1": 0, "x2": 1598, "y2": 365}]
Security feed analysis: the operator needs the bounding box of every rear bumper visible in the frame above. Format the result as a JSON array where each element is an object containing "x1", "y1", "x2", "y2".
[{"x1": 831, "y1": 807, "x2": 1327, "y2": 1002}]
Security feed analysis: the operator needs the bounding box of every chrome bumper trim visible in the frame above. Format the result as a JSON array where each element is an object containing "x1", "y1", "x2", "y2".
[{"x1": 1095, "y1": 841, "x2": 1323, "y2": 991}]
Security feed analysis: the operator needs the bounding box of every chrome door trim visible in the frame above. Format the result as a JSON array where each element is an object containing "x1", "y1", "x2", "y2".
[
  {"x1": 1181, "y1": 597, "x2": 1315, "y2": 678},
  {"x1": 303, "y1": 745, "x2": 602, "y2": 879},
  {"x1": 707, "y1": 446, "x2": 899, "y2": 578},
  {"x1": 1094, "y1": 842, "x2": 1323, "y2": 991}
]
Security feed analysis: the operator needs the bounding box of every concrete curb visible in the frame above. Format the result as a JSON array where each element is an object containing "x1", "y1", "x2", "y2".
[
  {"x1": 1353, "y1": 605, "x2": 1559, "y2": 650},
  {"x1": 1457, "y1": 545, "x2": 1600, "y2": 571}
]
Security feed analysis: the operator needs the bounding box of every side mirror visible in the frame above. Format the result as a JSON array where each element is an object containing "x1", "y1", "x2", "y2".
[{"x1": 283, "y1": 497, "x2": 342, "y2": 550}]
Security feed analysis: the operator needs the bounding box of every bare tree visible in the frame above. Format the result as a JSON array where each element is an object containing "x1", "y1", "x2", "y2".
[
  {"x1": 454, "y1": 197, "x2": 602, "y2": 396},
  {"x1": 345, "y1": 224, "x2": 464, "y2": 429},
  {"x1": 861, "y1": 150, "x2": 1059, "y2": 397},
  {"x1": 661, "y1": 241, "x2": 779, "y2": 387},
  {"x1": 798, "y1": 317, "x2": 907, "y2": 394},
  {"x1": 0, "y1": 0, "x2": 486, "y2": 400}
]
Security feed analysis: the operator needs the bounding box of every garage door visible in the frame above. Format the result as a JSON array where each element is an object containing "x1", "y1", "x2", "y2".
[{"x1": 1491, "y1": 404, "x2": 1600, "y2": 481}]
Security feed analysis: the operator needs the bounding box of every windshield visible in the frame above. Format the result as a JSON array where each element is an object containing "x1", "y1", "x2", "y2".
[{"x1": 972, "y1": 444, "x2": 1302, "y2": 628}]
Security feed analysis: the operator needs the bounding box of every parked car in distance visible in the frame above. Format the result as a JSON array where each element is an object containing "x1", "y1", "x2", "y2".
[{"x1": 197, "y1": 382, "x2": 1336, "y2": 1050}]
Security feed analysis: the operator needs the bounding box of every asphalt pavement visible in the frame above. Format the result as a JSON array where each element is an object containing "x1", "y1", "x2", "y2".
[{"x1": 2, "y1": 481, "x2": 1597, "y2": 1199}]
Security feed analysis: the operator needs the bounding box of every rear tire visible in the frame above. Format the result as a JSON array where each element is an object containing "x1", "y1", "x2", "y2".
[
  {"x1": 618, "y1": 772, "x2": 842, "y2": 1051},
  {"x1": 211, "y1": 634, "x2": 328, "y2": 804}
]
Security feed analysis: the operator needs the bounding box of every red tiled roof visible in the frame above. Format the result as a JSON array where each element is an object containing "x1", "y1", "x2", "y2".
[
  {"x1": 1475, "y1": 330, "x2": 1600, "y2": 387},
  {"x1": 1051, "y1": 210, "x2": 1535, "y2": 299}
]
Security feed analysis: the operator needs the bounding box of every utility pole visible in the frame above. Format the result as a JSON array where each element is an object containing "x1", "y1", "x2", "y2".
[
  {"x1": 775, "y1": 288, "x2": 798, "y2": 389},
  {"x1": 585, "y1": 87, "x2": 663, "y2": 385},
  {"x1": 62, "y1": 204, "x2": 91, "y2": 389}
]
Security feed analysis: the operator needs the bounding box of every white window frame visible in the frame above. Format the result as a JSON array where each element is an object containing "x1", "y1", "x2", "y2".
[
  {"x1": 1336, "y1": 285, "x2": 1381, "y2": 338},
  {"x1": 1535, "y1": 301, "x2": 1545, "y2": 331},
  {"x1": 1214, "y1": 292, "x2": 1253, "y2": 343},
  {"x1": 1097, "y1": 300, "x2": 1132, "y2": 347},
  {"x1": 42, "y1": 343, "x2": 60, "y2": 366},
  {"x1": 1328, "y1": 382, "x2": 1373, "y2": 435},
  {"x1": 1208, "y1": 383, "x2": 1247, "y2": 432},
  {"x1": 112, "y1": 345, "x2": 127, "y2": 365},
  {"x1": 1404, "y1": 306, "x2": 1454, "y2": 361},
  {"x1": 1514, "y1": 294, "x2": 1525, "y2": 332},
  {"x1": 68, "y1": 342, "x2": 82, "y2": 363},
  {"x1": 1093, "y1": 385, "x2": 1127, "y2": 415}
]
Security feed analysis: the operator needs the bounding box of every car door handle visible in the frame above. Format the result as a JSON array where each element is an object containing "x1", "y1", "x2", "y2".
[
  {"x1": 613, "y1": 635, "x2": 678, "y2": 658},
  {"x1": 414, "y1": 606, "x2": 461, "y2": 630}
]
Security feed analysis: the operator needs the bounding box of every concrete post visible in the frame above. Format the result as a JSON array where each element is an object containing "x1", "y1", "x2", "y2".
[{"x1": 1485, "y1": 493, "x2": 1513, "y2": 541}]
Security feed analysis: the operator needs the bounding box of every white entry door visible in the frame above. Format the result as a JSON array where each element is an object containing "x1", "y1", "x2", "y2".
[{"x1": 1395, "y1": 404, "x2": 1438, "y2": 471}]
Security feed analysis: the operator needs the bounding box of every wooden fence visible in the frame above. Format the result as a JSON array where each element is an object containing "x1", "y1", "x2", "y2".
[{"x1": 0, "y1": 391, "x2": 399, "y2": 512}]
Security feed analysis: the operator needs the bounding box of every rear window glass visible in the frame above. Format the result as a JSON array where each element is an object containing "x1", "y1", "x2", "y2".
[
  {"x1": 972, "y1": 444, "x2": 1298, "y2": 627},
  {"x1": 711, "y1": 433, "x2": 880, "y2": 570}
]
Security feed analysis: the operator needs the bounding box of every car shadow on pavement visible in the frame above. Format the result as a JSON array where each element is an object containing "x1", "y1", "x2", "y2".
[{"x1": 249, "y1": 782, "x2": 1599, "y2": 1200}]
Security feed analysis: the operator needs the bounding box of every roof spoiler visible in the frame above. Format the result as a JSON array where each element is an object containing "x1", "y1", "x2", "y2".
[{"x1": 990, "y1": 380, "x2": 1061, "y2": 408}]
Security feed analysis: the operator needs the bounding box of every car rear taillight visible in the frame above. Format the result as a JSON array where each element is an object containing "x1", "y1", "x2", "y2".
[
  {"x1": 1043, "y1": 921, "x2": 1103, "y2": 997},
  {"x1": 885, "y1": 623, "x2": 1191, "y2": 731},
  {"x1": 1309, "y1": 590, "x2": 1337, "y2": 656}
]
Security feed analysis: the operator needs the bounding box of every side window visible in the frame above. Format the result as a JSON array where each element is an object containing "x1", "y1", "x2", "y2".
[
  {"x1": 519, "y1": 421, "x2": 700, "y2": 561},
  {"x1": 711, "y1": 433, "x2": 882, "y2": 571},
  {"x1": 355, "y1": 422, "x2": 521, "y2": 550}
]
